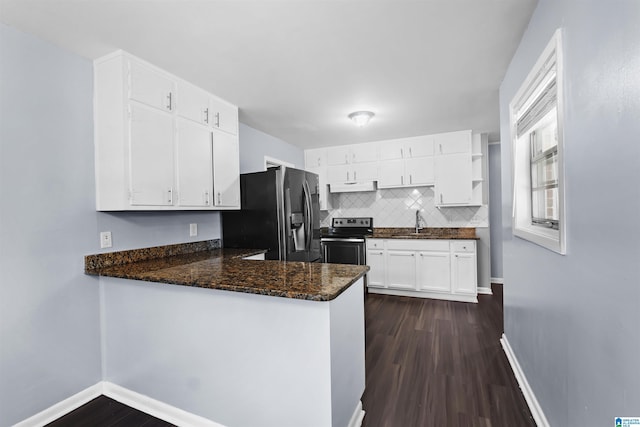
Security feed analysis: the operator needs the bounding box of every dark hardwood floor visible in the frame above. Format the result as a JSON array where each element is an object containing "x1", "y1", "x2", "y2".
[
  {"x1": 44, "y1": 396, "x2": 175, "y2": 427},
  {"x1": 361, "y1": 284, "x2": 535, "y2": 427},
  {"x1": 46, "y1": 284, "x2": 533, "y2": 427}
]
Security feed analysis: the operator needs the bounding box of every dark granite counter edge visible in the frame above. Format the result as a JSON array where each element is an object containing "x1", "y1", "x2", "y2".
[
  {"x1": 90, "y1": 262, "x2": 369, "y2": 302},
  {"x1": 85, "y1": 239, "x2": 222, "y2": 272}
]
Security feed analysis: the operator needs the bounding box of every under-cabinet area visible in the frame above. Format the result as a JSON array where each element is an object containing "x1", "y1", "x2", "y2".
[
  {"x1": 366, "y1": 238, "x2": 478, "y2": 303},
  {"x1": 93, "y1": 51, "x2": 240, "y2": 211}
]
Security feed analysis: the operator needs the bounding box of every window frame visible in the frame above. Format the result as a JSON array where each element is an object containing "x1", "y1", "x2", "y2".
[{"x1": 509, "y1": 29, "x2": 566, "y2": 254}]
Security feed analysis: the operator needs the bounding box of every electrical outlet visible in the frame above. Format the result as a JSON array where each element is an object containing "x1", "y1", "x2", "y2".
[
  {"x1": 189, "y1": 223, "x2": 197, "y2": 237},
  {"x1": 100, "y1": 231, "x2": 112, "y2": 248}
]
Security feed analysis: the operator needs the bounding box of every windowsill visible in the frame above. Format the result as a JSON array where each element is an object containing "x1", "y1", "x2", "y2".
[{"x1": 514, "y1": 223, "x2": 565, "y2": 254}]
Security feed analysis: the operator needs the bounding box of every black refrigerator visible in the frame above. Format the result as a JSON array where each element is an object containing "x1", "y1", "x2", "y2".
[{"x1": 222, "y1": 167, "x2": 321, "y2": 262}]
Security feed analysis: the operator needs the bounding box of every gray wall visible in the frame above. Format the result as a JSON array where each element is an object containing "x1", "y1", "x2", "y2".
[
  {"x1": 238, "y1": 123, "x2": 304, "y2": 173},
  {"x1": 0, "y1": 24, "x2": 225, "y2": 425},
  {"x1": 488, "y1": 143, "x2": 503, "y2": 280},
  {"x1": 499, "y1": 1, "x2": 640, "y2": 425},
  {"x1": 0, "y1": 24, "x2": 101, "y2": 426}
]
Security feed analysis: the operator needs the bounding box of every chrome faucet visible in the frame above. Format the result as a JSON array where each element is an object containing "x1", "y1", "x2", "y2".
[{"x1": 415, "y1": 209, "x2": 423, "y2": 233}]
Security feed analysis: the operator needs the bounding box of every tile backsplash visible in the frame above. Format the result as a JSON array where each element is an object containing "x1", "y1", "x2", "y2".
[{"x1": 320, "y1": 187, "x2": 488, "y2": 228}]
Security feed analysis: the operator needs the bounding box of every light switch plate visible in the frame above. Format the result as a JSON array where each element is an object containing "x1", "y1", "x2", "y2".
[
  {"x1": 190, "y1": 223, "x2": 197, "y2": 237},
  {"x1": 100, "y1": 231, "x2": 112, "y2": 248}
]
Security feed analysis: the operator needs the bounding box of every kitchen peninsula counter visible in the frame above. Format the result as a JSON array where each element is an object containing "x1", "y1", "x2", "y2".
[
  {"x1": 85, "y1": 240, "x2": 368, "y2": 301},
  {"x1": 85, "y1": 239, "x2": 367, "y2": 427}
]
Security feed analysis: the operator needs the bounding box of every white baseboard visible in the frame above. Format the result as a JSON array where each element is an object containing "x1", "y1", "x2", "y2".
[
  {"x1": 500, "y1": 334, "x2": 549, "y2": 427},
  {"x1": 477, "y1": 286, "x2": 493, "y2": 295},
  {"x1": 103, "y1": 382, "x2": 226, "y2": 427},
  {"x1": 367, "y1": 287, "x2": 478, "y2": 303},
  {"x1": 13, "y1": 382, "x2": 225, "y2": 427},
  {"x1": 348, "y1": 400, "x2": 365, "y2": 427},
  {"x1": 12, "y1": 383, "x2": 103, "y2": 427},
  {"x1": 491, "y1": 277, "x2": 504, "y2": 284}
]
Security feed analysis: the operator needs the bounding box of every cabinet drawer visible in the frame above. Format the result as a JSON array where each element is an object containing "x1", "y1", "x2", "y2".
[
  {"x1": 366, "y1": 239, "x2": 385, "y2": 250},
  {"x1": 450, "y1": 240, "x2": 476, "y2": 252},
  {"x1": 386, "y1": 239, "x2": 449, "y2": 251}
]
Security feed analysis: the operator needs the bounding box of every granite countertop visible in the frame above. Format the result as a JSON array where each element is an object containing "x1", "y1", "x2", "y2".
[
  {"x1": 370, "y1": 227, "x2": 478, "y2": 240},
  {"x1": 85, "y1": 240, "x2": 368, "y2": 302}
]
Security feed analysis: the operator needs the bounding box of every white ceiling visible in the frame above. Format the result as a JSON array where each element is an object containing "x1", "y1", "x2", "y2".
[{"x1": 0, "y1": 0, "x2": 537, "y2": 149}]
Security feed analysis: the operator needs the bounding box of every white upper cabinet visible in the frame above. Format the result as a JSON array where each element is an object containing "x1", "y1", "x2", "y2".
[
  {"x1": 305, "y1": 148, "x2": 327, "y2": 169},
  {"x1": 129, "y1": 61, "x2": 175, "y2": 112},
  {"x1": 128, "y1": 104, "x2": 175, "y2": 206},
  {"x1": 176, "y1": 81, "x2": 238, "y2": 135},
  {"x1": 94, "y1": 50, "x2": 240, "y2": 211},
  {"x1": 210, "y1": 96, "x2": 238, "y2": 135},
  {"x1": 175, "y1": 119, "x2": 213, "y2": 207},
  {"x1": 212, "y1": 129, "x2": 240, "y2": 208},
  {"x1": 434, "y1": 130, "x2": 472, "y2": 155},
  {"x1": 176, "y1": 81, "x2": 211, "y2": 125},
  {"x1": 378, "y1": 135, "x2": 435, "y2": 188},
  {"x1": 379, "y1": 135, "x2": 434, "y2": 160},
  {"x1": 434, "y1": 130, "x2": 480, "y2": 207},
  {"x1": 327, "y1": 143, "x2": 377, "y2": 165}
]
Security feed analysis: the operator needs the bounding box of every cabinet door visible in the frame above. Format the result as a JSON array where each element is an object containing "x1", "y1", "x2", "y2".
[
  {"x1": 210, "y1": 96, "x2": 238, "y2": 135},
  {"x1": 435, "y1": 153, "x2": 472, "y2": 205},
  {"x1": 366, "y1": 249, "x2": 386, "y2": 288},
  {"x1": 378, "y1": 139, "x2": 405, "y2": 161},
  {"x1": 305, "y1": 148, "x2": 327, "y2": 169},
  {"x1": 350, "y1": 143, "x2": 378, "y2": 163},
  {"x1": 212, "y1": 130, "x2": 240, "y2": 207},
  {"x1": 386, "y1": 251, "x2": 416, "y2": 290},
  {"x1": 377, "y1": 160, "x2": 404, "y2": 188},
  {"x1": 404, "y1": 135, "x2": 435, "y2": 158},
  {"x1": 326, "y1": 164, "x2": 350, "y2": 184},
  {"x1": 129, "y1": 60, "x2": 174, "y2": 112},
  {"x1": 417, "y1": 251, "x2": 451, "y2": 292},
  {"x1": 176, "y1": 119, "x2": 212, "y2": 207},
  {"x1": 327, "y1": 147, "x2": 351, "y2": 166},
  {"x1": 451, "y1": 252, "x2": 477, "y2": 295},
  {"x1": 128, "y1": 104, "x2": 175, "y2": 206},
  {"x1": 434, "y1": 130, "x2": 472, "y2": 155},
  {"x1": 352, "y1": 162, "x2": 378, "y2": 182},
  {"x1": 176, "y1": 81, "x2": 210, "y2": 125},
  {"x1": 405, "y1": 157, "x2": 434, "y2": 186}
]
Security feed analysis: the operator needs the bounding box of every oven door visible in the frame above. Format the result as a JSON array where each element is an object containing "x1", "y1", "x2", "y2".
[{"x1": 321, "y1": 237, "x2": 366, "y2": 265}]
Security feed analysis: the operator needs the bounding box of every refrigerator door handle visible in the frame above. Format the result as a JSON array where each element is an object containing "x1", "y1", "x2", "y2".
[{"x1": 303, "y1": 180, "x2": 312, "y2": 252}]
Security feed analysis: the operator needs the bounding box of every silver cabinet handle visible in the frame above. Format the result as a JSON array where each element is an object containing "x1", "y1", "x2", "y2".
[
  {"x1": 401, "y1": 148, "x2": 404, "y2": 158},
  {"x1": 167, "y1": 188, "x2": 173, "y2": 204},
  {"x1": 215, "y1": 112, "x2": 220, "y2": 128},
  {"x1": 204, "y1": 191, "x2": 210, "y2": 205},
  {"x1": 354, "y1": 171, "x2": 357, "y2": 181},
  {"x1": 439, "y1": 144, "x2": 443, "y2": 154},
  {"x1": 440, "y1": 194, "x2": 443, "y2": 203},
  {"x1": 409, "y1": 147, "x2": 412, "y2": 157},
  {"x1": 401, "y1": 175, "x2": 404, "y2": 185},
  {"x1": 204, "y1": 108, "x2": 209, "y2": 124},
  {"x1": 166, "y1": 92, "x2": 173, "y2": 111},
  {"x1": 409, "y1": 174, "x2": 413, "y2": 184},
  {"x1": 217, "y1": 192, "x2": 221, "y2": 205},
  {"x1": 347, "y1": 171, "x2": 350, "y2": 181}
]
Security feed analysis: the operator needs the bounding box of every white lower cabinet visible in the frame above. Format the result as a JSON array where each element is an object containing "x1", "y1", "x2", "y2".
[
  {"x1": 365, "y1": 248, "x2": 386, "y2": 288},
  {"x1": 386, "y1": 251, "x2": 416, "y2": 290},
  {"x1": 365, "y1": 238, "x2": 477, "y2": 303}
]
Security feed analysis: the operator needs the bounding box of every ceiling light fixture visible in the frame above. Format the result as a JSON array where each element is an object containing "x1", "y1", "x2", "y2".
[{"x1": 348, "y1": 111, "x2": 374, "y2": 127}]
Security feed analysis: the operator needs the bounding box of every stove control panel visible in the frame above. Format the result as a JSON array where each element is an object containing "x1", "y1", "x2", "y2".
[{"x1": 331, "y1": 217, "x2": 373, "y2": 228}]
